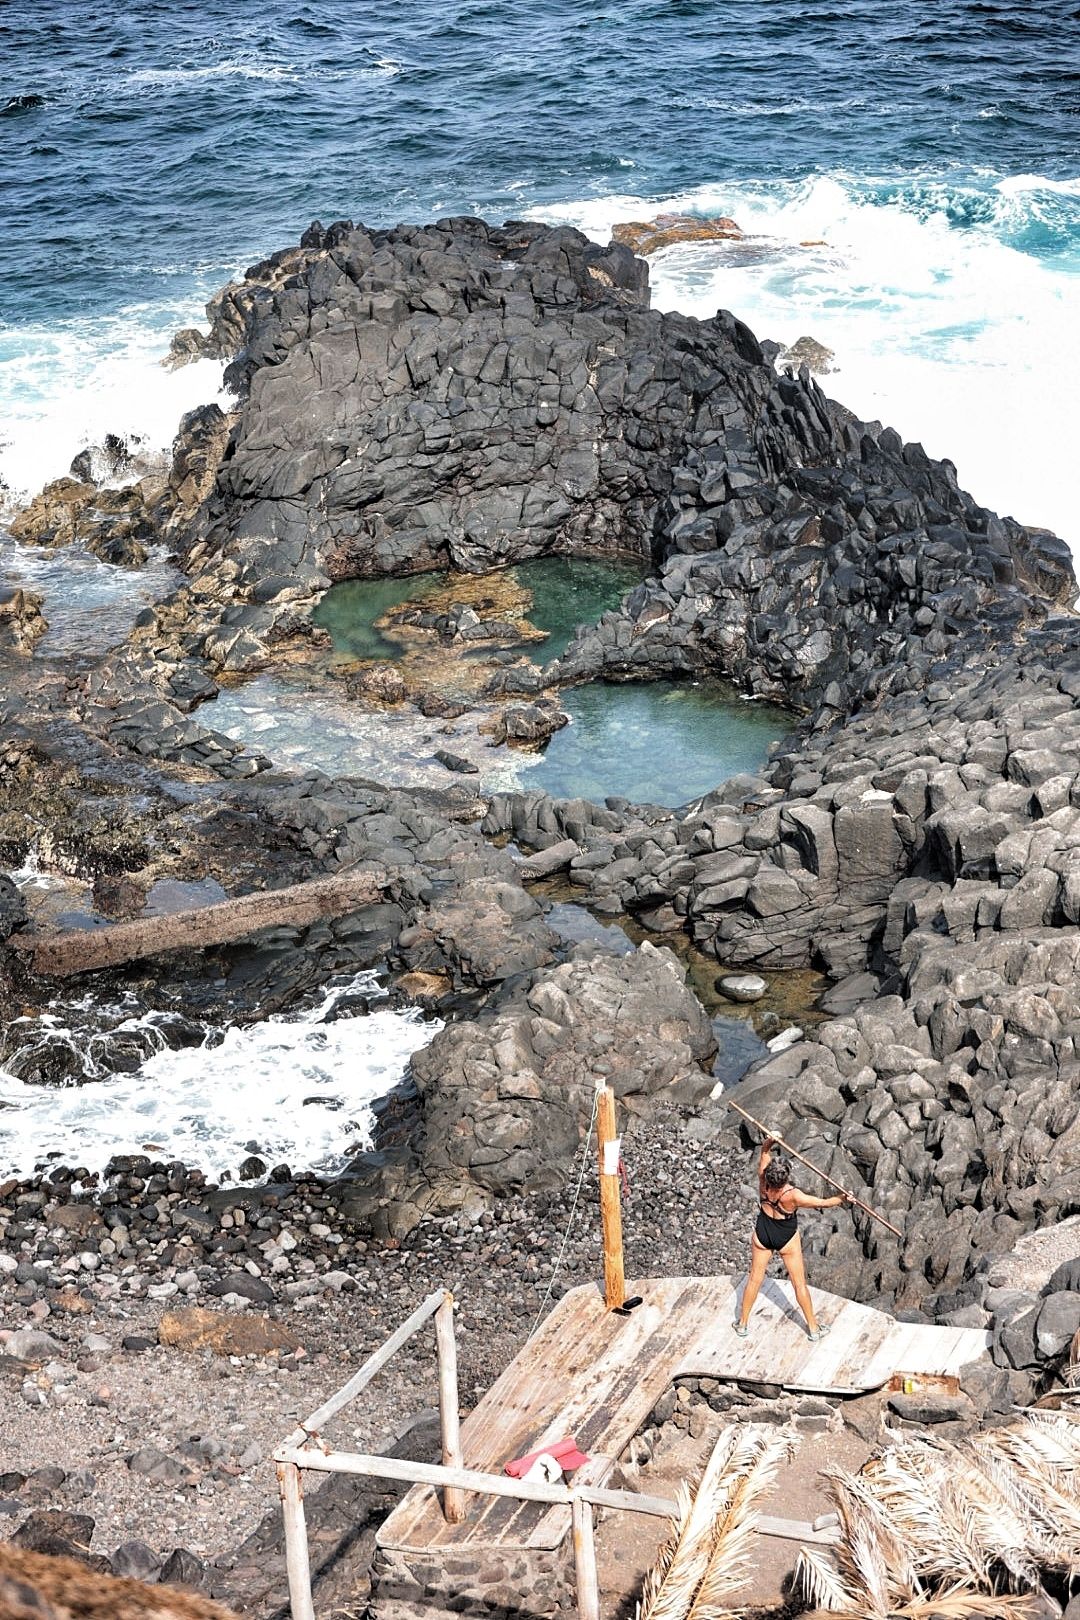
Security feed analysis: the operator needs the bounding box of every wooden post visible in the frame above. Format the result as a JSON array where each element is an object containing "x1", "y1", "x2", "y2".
[
  {"x1": 435, "y1": 1291, "x2": 466, "y2": 1524},
  {"x1": 278, "y1": 1460, "x2": 316, "y2": 1620},
  {"x1": 573, "y1": 1495, "x2": 601, "y2": 1620},
  {"x1": 596, "y1": 1084, "x2": 625, "y2": 1310}
]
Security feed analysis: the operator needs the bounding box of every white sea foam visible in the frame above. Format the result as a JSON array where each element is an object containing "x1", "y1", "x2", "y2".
[
  {"x1": 0, "y1": 303, "x2": 231, "y2": 512},
  {"x1": 129, "y1": 61, "x2": 299, "y2": 86},
  {"x1": 0, "y1": 974, "x2": 438, "y2": 1182},
  {"x1": 531, "y1": 174, "x2": 1080, "y2": 554}
]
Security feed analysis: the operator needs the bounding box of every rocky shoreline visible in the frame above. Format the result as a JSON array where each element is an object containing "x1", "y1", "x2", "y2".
[{"x1": 3, "y1": 214, "x2": 1080, "y2": 1613}]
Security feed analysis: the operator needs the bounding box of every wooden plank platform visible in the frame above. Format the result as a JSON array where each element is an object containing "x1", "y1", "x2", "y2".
[
  {"x1": 677, "y1": 1275, "x2": 990, "y2": 1395},
  {"x1": 378, "y1": 1274, "x2": 990, "y2": 1557},
  {"x1": 379, "y1": 1276, "x2": 728, "y2": 1555}
]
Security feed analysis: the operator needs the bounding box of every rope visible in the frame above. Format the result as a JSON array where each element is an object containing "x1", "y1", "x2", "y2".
[{"x1": 528, "y1": 1087, "x2": 600, "y2": 1336}]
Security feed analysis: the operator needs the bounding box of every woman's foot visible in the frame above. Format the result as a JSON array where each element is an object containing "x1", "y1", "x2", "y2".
[
  {"x1": 807, "y1": 1322, "x2": 831, "y2": 1342},
  {"x1": 733, "y1": 1321, "x2": 749, "y2": 1338}
]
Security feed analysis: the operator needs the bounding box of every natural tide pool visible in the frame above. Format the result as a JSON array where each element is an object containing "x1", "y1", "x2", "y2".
[
  {"x1": 312, "y1": 554, "x2": 646, "y2": 665},
  {"x1": 209, "y1": 673, "x2": 790, "y2": 808},
  {"x1": 531, "y1": 680, "x2": 789, "y2": 806},
  {"x1": 202, "y1": 554, "x2": 793, "y2": 805}
]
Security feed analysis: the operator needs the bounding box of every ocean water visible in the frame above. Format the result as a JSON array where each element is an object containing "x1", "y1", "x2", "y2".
[
  {"x1": 1, "y1": 1, "x2": 1078, "y2": 546},
  {"x1": 0, "y1": 971, "x2": 439, "y2": 1182}
]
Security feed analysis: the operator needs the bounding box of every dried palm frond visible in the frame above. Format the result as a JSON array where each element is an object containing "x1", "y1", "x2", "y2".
[
  {"x1": 862, "y1": 1433, "x2": 1049, "y2": 1590},
  {"x1": 635, "y1": 1479, "x2": 696, "y2": 1620},
  {"x1": 796, "y1": 1405, "x2": 1080, "y2": 1620},
  {"x1": 797, "y1": 1544, "x2": 855, "y2": 1613},
  {"x1": 980, "y1": 1419, "x2": 1080, "y2": 1575},
  {"x1": 997, "y1": 1412, "x2": 1080, "y2": 1485},
  {"x1": 635, "y1": 1426, "x2": 796, "y2": 1620},
  {"x1": 636, "y1": 1430, "x2": 745, "y2": 1620},
  {"x1": 685, "y1": 1427, "x2": 794, "y2": 1620},
  {"x1": 859, "y1": 1446, "x2": 988, "y2": 1589},
  {"x1": 794, "y1": 1547, "x2": 1034, "y2": 1620}
]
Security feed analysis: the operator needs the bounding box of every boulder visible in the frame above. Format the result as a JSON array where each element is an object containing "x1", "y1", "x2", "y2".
[
  {"x1": 1034, "y1": 1291, "x2": 1080, "y2": 1360},
  {"x1": 383, "y1": 942, "x2": 716, "y2": 1222}
]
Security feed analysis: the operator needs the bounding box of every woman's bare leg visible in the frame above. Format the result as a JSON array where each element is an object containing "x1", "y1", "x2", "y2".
[
  {"x1": 737, "y1": 1236, "x2": 772, "y2": 1329},
  {"x1": 778, "y1": 1233, "x2": 820, "y2": 1333}
]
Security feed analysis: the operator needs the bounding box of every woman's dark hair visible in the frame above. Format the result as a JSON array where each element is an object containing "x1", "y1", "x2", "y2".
[{"x1": 763, "y1": 1152, "x2": 792, "y2": 1190}]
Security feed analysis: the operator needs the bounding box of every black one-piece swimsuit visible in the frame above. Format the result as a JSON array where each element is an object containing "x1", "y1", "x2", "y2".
[{"x1": 755, "y1": 1190, "x2": 798, "y2": 1251}]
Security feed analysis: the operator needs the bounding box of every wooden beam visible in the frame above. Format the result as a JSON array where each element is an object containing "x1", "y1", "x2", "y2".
[
  {"x1": 21, "y1": 870, "x2": 385, "y2": 978},
  {"x1": 278, "y1": 1461, "x2": 316, "y2": 1620},
  {"x1": 756, "y1": 1513, "x2": 840, "y2": 1545},
  {"x1": 436, "y1": 1292, "x2": 466, "y2": 1524},
  {"x1": 596, "y1": 1085, "x2": 625, "y2": 1310},
  {"x1": 573, "y1": 1496, "x2": 600, "y2": 1620},
  {"x1": 273, "y1": 1446, "x2": 678, "y2": 1519},
  {"x1": 284, "y1": 1288, "x2": 448, "y2": 1449}
]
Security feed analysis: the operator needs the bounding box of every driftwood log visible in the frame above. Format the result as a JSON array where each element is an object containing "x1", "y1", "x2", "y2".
[{"x1": 18, "y1": 871, "x2": 385, "y2": 978}]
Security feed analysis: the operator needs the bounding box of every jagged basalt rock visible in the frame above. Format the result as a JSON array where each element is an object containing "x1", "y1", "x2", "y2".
[
  {"x1": 9, "y1": 476, "x2": 158, "y2": 566},
  {"x1": 0, "y1": 587, "x2": 47, "y2": 654},
  {"x1": 480, "y1": 696, "x2": 569, "y2": 749},
  {"x1": 6, "y1": 214, "x2": 1080, "y2": 1334},
  {"x1": 349, "y1": 940, "x2": 717, "y2": 1233}
]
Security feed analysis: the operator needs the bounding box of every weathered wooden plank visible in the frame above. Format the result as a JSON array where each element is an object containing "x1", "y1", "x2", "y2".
[
  {"x1": 757, "y1": 1514, "x2": 840, "y2": 1545},
  {"x1": 22, "y1": 870, "x2": 385, "y2": 978},
  {"x1": 383, "y1": 1277, "x2": 728, "y2": 1554},
  {"x1": 680, "y1": 1279, "x2": 989, "y2": 1393}
]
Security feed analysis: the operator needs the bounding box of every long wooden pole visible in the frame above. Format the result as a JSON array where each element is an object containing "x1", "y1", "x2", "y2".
[
  {"x1": 278, "y1": 1461, "x2": 316, "y2": 1620},
  {"x1": 435, "y1": 1292, "x2": 466, "y2": 1524},
  {"x1": 596, "y1": 1085, "x2": 625, "y2": 1309},
  {"x1": 573, "y1": 1496, "x2": 601, "y2": 1620},
  {"x1": 285, "y1": 1287, "x2": 447, "y2": 1448},
  {"x1": 726, "y1": 1099, "x2": 903, "y2": 1238},
  {"x1": 273, "y1": 1446, "x2": 678, "y2": 1518}
]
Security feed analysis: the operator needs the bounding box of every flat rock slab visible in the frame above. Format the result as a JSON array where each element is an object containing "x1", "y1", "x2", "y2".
[{"x1": 158, "y1": 1307, "x2": 300, "y2": 1357}]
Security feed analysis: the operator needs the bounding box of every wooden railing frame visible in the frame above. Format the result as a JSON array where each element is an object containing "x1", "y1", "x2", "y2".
[{"x1": 273, "y1": 1286, "x2": 839, "y2": 1620}]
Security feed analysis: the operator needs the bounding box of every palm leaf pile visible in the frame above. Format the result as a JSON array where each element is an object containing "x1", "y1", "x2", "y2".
[
  {"x1": 635, "y1": 1425, "x2": 795, "y2": 1620},
  {"x1": 796, "y1": 1409, "x2": 1080, "y2": 1620}
]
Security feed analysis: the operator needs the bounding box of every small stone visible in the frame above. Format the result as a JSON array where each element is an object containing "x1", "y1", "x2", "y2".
[
  {"x1": 160, "y1": 1547, "x2": 207, "y2": 1590},
  {"x1": 206, "y1": 1272, "x2": 275, "y2": 1304},
  {"x1": 127, "y1": 1447, "x2": 197, "y2": 1487},
  {"x1": 5, "y1": 1328, "x2": 65, "y2": 1362},
  {"x1": 11, "y1": 1508, "x2": 96, "y2": 1560},
  {"x1": 716, "y1": 973, "x2": 768, "y2": 1003}
]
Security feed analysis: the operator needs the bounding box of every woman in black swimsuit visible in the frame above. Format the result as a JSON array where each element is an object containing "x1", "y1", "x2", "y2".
[{"x1": 733, "y1": 1133, "x2": 852, "y2": 1341}]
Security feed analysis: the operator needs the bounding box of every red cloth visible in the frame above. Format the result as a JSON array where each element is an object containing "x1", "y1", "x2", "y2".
[{"x1": 504, "y1": 1436, "x2": 590, "y2": 1477}]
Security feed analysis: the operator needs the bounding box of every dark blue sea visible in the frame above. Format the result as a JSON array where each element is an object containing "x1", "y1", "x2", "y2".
[{"x1": 2, "y1": 0, "x2": 1079, "y2": 541}]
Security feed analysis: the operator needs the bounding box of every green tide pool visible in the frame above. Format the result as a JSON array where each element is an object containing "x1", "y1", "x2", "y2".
[{"x1": 312, "y1": 554, "x2": 645, "y2": 664}]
